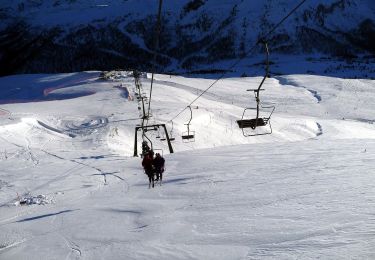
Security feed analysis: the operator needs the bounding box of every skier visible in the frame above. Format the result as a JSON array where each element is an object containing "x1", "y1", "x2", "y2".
[
  {"x1": 142, "y1": 151, "x2": 155, "y2": 188},
  {"x1": 141, "y1": 140, "x2": 150, "y2": 157},
  {"x1": 149, "y1": 149, "x2": 154, "y2": 159},
  {"x1": 153, "y1": 153, "x2": 165, "y2": 184}
]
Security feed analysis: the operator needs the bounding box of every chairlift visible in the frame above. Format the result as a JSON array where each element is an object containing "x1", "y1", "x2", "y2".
[
  {"x1": 237, "y1": 40, "x2": 275, "y2": 137},
  {"x1": 135, "y1": 123, "x2": 174, "y2": 156},
  {"x1": 160, "y1": 121, "x2": 175, "y2": 141},
  {"x1": 140, "y1": 127, "x2": 163, "y2": 157},
  {"x1": 182, "y1": 106, "x2": 195, "y2": 142},
  {"x1": 159, "y1": 126, "x2": 167, "y2": 141}
]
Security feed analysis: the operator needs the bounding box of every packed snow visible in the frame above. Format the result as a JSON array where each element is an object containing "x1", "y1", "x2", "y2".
[{"x1": 0, "y1": 71, "x2": 374, "y2": 259}]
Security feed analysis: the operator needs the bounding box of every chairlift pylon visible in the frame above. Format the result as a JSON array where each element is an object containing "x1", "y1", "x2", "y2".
[
  {"x1": 182, "y1": 106, "x2": 195, "y2": 142},
  {"x1": 237, "y1": 40, "x2": 275, "y2": 137}
]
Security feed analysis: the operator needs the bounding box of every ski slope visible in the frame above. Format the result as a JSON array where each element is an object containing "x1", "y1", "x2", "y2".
[{"x1": 0, "y1": 71, "x2": 374, "y2": 259}]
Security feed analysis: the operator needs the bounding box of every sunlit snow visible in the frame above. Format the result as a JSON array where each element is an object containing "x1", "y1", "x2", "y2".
[{"x1": 0, "y1": 71, "x2": 374, "y2": 259}]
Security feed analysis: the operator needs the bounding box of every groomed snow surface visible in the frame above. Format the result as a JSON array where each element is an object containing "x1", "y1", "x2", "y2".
[{"x1": 0, "y1": 72, "x2": 374, "y2": 259}]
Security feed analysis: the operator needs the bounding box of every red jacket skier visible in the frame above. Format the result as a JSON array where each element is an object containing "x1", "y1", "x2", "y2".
[{"x1": 142, "y1": 152, "x2": 155, "y2": 188}]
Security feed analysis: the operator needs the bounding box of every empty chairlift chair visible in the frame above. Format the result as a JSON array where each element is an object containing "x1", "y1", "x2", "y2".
[
  {"x1": 160, "y1": 121, "x2": 175, "y2": 141},
  {"x1": 237, "y1": 91, "x2": 275, "y2": 136},
  {"x1": 236, "y1": 40, "x2": 275, "y2": 136},
  {"x1": 182, "y1": 106, "x2": 195, "y2": 142},
  {"x1": 168, "y1": 121, "x2": 176, "y2": 141}
]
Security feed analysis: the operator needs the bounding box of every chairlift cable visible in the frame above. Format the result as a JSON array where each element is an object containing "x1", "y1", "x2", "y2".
[
  {"x1": 167, "y1": 0, "x2": 309, "y2": 123},
  {"x1": 167, "y1": 46, "x2": 258, "y2": 123},
  {"x1": 263, "y1": 0, "x2": 308, "y2": 40}
]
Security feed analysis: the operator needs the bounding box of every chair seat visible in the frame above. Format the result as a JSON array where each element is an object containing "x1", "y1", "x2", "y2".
[
  {"x1": 237, "y1": 118, "x2": 268, "y2": 129},
  {"x1": 182, "y1": 134, "x2": 195, "y2": 140}
]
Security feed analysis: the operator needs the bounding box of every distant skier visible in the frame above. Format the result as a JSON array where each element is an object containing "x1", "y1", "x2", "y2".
[
  {"x1": 153, "y1": 153, "x2": 165, "y2": 184},
  {"x1": 142, "y1": 151, "x2": 155, "y2": 188}
]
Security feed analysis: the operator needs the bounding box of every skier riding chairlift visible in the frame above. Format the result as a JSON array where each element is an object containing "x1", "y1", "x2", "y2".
[{"x1": 142, "y1": 140, "x2": 151, "y2": 157}]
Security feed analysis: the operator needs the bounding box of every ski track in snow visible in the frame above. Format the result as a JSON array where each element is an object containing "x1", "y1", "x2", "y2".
[
  {"x1": 0, "y1": 72, "x2": 375, "y2": 259},
  {"x1": 60, "y1": 232, "x2": 82, "y2": 259},
  {"x1": 275, "y1": 76, "x2": 322, "y2": 103}
]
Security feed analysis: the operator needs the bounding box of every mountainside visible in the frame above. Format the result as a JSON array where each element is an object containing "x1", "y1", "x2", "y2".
[{"x1": 1, "y1": 0, "x2": 375, "y2": 76}]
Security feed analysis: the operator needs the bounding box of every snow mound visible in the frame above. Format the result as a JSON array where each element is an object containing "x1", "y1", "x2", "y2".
[{"x1": 15, "y1": 194, "x2": 54, "y2": 206}]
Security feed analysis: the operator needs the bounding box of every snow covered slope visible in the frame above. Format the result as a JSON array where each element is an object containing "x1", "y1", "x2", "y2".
[{"x1": 0, "y1": 71, "x2": 374, "y2": 259}]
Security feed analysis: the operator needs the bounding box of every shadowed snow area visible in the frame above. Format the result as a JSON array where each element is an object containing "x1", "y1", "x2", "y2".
[
  {"x1": 0, "y1": 72, "x2": 99, "y2": 104},
  {"x1": 0, "y1": 72, "x2": 374, "y2": 259}
]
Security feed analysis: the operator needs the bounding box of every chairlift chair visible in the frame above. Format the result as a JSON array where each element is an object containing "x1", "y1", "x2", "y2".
[
  {"x1": 237, "y1": 100, "x2": 275, "y2": 136},
  {"x1": 182, "y1": 127, "x2": 195, "y2": 142},
  {"x1": 141, "y1": 133, "x2": 153, "y2": 157},
  {"x1": 182, "y1": 106, "x2": 195, "y2": 142},
  {"x1": 159, "y1": 127, "x2": 167, "y2": 141},
  {"x1": 160, "y1": 121, "x2": 176, "y2": 141},
  {"x1": 236, "y1": 40, "x2": 275, "y2": 137},
  {"x1": 168, "y1": 121, "x2": 176, "y2": 141}
]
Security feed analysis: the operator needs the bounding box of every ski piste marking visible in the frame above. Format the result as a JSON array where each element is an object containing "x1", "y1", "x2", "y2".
[{"x1": 0, "y1": 239, "x2": 27, "y2": 252}]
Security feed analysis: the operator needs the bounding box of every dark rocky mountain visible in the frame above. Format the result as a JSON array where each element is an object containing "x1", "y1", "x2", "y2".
[{"x1": 0, "y1": 0, "x2": 374, "y2": 76}]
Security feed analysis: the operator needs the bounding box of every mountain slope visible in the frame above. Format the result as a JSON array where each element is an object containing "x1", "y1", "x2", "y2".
[{"x1": 0, "y1": 0, "x2": 374, "y2": 75}]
